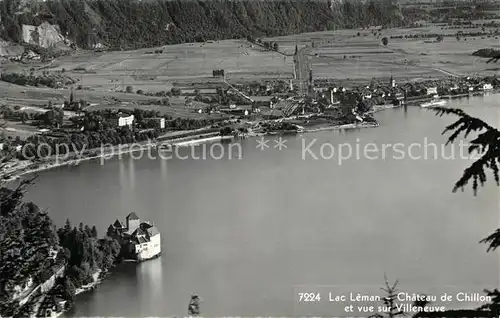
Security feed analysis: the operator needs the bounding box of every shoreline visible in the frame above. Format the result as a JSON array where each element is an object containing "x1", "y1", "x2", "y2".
[
  {"x1": 41, "y1": 270, "x2": 103, "y2": 318},
  {"x1": 3, "y1": 90, "x2": 494, "y2": 181},
  {"x1": 3, "y1": 142, "x2": 156, "y2": 182},
  {"x1": 23, "y1": 269, "x2": 103, "y2": 318},
  {"x1": 74, "y1": 270, "x2": 102, "y2": 296},
  {"x1": 4, "y1": 134, "x2": 238, "y2": 181},
  {"x1": 302, "y1": 121, "x2": 379, "y2": 133},
  {"x1": 3, "y1": 122, "x2": 382, "y2": 181},
  {"x1": 2, "y1": 132, "x2": 223, "y2": 182}
]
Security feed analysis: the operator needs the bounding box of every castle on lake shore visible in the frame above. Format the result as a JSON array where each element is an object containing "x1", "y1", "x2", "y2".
[{"x1": 107, "y1": 212, "x2": 161, "y2": 261}]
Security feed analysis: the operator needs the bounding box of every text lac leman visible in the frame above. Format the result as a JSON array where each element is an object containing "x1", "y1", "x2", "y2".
[{"x1": 329, "y1": 293, "x2": 381, "y2": 302}]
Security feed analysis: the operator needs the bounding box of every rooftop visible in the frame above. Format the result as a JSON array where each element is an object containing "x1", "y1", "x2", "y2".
[
  {"x1": 147, "y1": 226, "x2": 160, "y2": 237},
  {"x1": 111, "y1": 113, "x2": 134, "y2": 119},
  {"x1": 113, "y1": 219, "x2": 125, "y2": 228},
  {"x1": 140, "y1": 222, "x2": 160, "y2": 237},
  {"x1": 132, "y1": 227, "x2": 147, "y2": 237},
  {"x1": 133, "y1": 236, "x2": 148, "y2": 244},
  {"x1": 126, "y1": 212, "x2": 140, "y2": 220}
]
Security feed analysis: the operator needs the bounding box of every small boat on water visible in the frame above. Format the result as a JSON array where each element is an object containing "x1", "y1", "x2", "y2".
[{"x1": 420, "y1": 99, "x2": 447, "y2": 108}]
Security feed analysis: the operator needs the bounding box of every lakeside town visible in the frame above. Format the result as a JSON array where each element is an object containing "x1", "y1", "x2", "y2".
[
  {"x1": 1, "y1": 67, "x2": 499, "y2": 180},
  {"x1": 2, "y1": 0, "x2": 500, "y2": 316}
]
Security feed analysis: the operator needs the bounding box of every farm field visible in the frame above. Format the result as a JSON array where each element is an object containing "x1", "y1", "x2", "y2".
[
  {"x1": 2, "y1": 25, "x2": 498, "y2": 94},
  {"x1": 264, "y1": 26, "x2": 500, "y2": 85}
]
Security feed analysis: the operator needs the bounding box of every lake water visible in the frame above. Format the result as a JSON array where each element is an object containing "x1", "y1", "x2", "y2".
[{"x1": 24, "y1": 95, "x2": 499, "y2": 317}]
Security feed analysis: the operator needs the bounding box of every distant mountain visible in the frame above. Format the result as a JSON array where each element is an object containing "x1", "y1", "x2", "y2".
[{"x1": 0, "y1": 0, "x2": 405, "y2": 50}]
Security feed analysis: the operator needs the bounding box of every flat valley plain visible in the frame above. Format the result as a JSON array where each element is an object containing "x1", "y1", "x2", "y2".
[{"x1": 1, "y1": 23, "x2": 500, "y2": 134}]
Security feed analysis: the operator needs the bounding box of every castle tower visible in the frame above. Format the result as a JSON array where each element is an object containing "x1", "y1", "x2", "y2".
[{"x1": 126, "y1": 212, "x2": 140, "y2": 233}]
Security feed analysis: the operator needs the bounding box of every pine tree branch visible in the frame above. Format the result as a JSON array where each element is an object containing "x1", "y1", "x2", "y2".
[
  {"x1": 431, "y1": 106, "x2": 500, "y2": 195},
  {"x1": 479, "y1": 229, "x2": 500, "y2": 252},
  {"x1": 478, "y1": 288, "x2": 500, "y2": 312},
  {"x1": 432, "y1": 107, "x2": 500, "y2": 253}
]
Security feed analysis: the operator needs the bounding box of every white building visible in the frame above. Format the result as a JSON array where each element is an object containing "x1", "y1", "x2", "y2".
[
  {"x1": 132, "y1": 224, "x2": 161, "y2": 261},
  {"x1": 426, "y1": 87, "x2": 438, "y2": 95},
  {"x1": 483, "y1": 83, "x2": 493, "y2": 91},
  {"x1": 110, "y1": 114, "x2": 134, "y2": 127}
]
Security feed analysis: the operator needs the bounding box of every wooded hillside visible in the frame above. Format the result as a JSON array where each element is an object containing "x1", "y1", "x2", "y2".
[{"x1": 0, "y1": 0, "x2": 404, "y2": 49}]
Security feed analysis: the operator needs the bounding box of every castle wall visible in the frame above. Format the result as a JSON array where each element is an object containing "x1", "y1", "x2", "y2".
[
  {"x1": 136, "y1": 234, "x2": 161, "y2": 261},
  {"x1": 127, "y1": 219, "x2": 140, "y2": 233}
]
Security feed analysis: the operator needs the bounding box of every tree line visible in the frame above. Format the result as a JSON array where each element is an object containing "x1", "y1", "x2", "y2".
[{"x1": 0, "y1": 177, "x2": 122, "y2": 316}]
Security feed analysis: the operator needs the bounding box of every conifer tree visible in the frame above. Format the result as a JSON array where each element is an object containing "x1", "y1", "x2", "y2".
[
  {"x1": 432, "y1": 105, "x2": 500, "y2": 316},
  {"x1": 432, "y1": 106, "x2": 500, "y2": 252},
  {"x1": 369, "y1": 274, "x2": 404, "y2": 318}
]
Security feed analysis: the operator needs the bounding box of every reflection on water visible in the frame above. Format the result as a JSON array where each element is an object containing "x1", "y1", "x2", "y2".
[
  {"x1": 138, "y1": 257, "x2": 164, "y2": 307},
  {"x1": 128, "y1": 156, "x2": 135, "y2": 189},
  {"x1": 160, "y1": 156, "x2": 167, "y2": 180},
  {"x1": 119, "y1": 159, "x2": 126, "y2": 186}
]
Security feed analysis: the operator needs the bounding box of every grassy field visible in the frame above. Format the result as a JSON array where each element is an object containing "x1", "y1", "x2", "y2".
[
  {"x1": 1, "y1": 23, "x2": 500, "y2": 136},
  {"x1": 269, "y1": 27, "x2": 500, "y2": 85}
]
